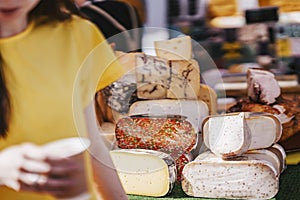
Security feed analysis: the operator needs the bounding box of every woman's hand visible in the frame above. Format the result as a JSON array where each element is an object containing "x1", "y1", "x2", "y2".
[
  {"x1": 0, "y1": 143, "x2": 50, "y2": 191},
  {"x1": 0, "y1": 143, "x2": 88, "y2": 198}
]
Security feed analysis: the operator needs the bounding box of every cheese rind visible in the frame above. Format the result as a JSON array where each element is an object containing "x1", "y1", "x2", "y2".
[
  {"x1": 110, "y1": 149, "x2": 176, "y2": 197},
  {"x1": 154, "y1": 36, "x2": 192, "y2": 60},
  {"x1": 135, "y1": 54, "x2": 170, "y2": 99},
  {"x1": 168, "y1": 59, "x2": 200, "y2": 99},
  {"x1": 182, "y1": 151, "x2": 279, "y2": 199}
]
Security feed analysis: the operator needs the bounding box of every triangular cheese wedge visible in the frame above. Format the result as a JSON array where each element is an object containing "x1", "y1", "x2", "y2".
[{"x1": 154, "y1": 36, "x2": 192, "y2": 60}]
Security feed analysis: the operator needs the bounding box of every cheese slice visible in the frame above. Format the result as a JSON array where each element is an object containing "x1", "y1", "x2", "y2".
[
  {"x1": 110, "y1": 149, "x2": 176, "y2": 197},
  {"x1": 203, "y1": 112, "x2": 251, "y2": 158},
  {"x1": 182, "y1": 151, "x2": 279, "y2": 199},
  {"x1": 167, "y1": 59, "x2": 200, "y2": 99},
  {"x1": 154, "y1": 36, "x2": 192, "y2": 60},
  {"x1": 128, "y1": 99, "x2": 209, "y2": 133}
]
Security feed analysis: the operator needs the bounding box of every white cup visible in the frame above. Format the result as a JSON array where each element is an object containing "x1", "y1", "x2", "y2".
[{"x1": 41, "y1": 137, "x2": 91, "y2": 200}]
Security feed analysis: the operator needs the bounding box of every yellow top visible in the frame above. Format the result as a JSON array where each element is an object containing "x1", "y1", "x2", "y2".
[{"x1": 0, "y1": 15, "x2": 124, "y2": 199}]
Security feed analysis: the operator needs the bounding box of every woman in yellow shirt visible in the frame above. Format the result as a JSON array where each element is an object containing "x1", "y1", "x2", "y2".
[{"x1": 0, "y1": 0, "x2": 126, "y2": 199}]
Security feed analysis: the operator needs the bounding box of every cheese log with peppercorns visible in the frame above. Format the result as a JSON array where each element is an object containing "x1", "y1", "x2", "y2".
[
  {"x1": 154, "y1": 36, "x2": 192, "y2": 60},
  {"x1": 128, "y1": 99, "x2": 209, "y2": 133},
  {"x1": 182, "y1": 151, "x2": 280, "y2": 199},
  {"x1": 136, "y1": 54, "x2": 170, "y2": 99},
  {"x1": 167, "y1": 59, "x2": 200, "y2": 99},
  {"x1": 110, "y1": 149, "x2": 176, "y2": 197}
]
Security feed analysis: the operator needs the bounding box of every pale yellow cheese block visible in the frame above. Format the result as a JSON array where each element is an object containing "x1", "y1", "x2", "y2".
[
  {"x1": 154, "y1": 36, "x2": 192, "y2": 60},
  {"x1": 198, "y1": 84, "x2": 217, "y2": 115},
  {"x1": 110, "y1": 149, "x2": 176, "y2": 197}
]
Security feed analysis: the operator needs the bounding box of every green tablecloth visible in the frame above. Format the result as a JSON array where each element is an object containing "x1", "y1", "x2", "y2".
[{"x1": 128, "y1": 165, "x2": 300, "y2": 200}]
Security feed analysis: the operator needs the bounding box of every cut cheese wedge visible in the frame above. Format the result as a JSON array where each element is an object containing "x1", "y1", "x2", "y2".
[
  {"x1": 202, "y1": 112, "x2": 282, "y2": 156},
  {"x1": 154, "y1": 36, "x2": 192, "y2": 60},
  {"x1": 167, "y1": 59, "x2": 200, "y2": 99},
  {"x1": 198, "y1": 84, "x2": 217, "y2": 115},
  {"x1": 182, "y1": 151, "x2": 279, "y2": 199},
  {"x1": 203, "y1": 112, "x2": 250, "y2": 158},
  {"x1": 110, "y1": 149, "x2": 176, "y2": 197},
  {"x1": 135, "y1": 54, "x2": 169, "y2": 99},
  {"x1": 128, "y1": 99, "x2": 209, "y2": 133}
]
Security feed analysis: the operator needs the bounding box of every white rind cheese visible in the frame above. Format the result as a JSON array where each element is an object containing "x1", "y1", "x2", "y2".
[
  {"x1": 182, "y1": 151, "x2": 279, "y2": 199},
  {"x1": 154, "y1": 36, "x2": 192, "y2": 60},
  {"x1": 245, "y1": 112, "x2": 282, "y2": 150},
  {"x1": 203, "y1": 112, "x2": 251, "y2": 158},
  {"x1": 110, "y1": 149, "x2": 176, "y2": 197},
  {"x1": 128, "y1": 99, "x2": 209, "y2": 133},
  {"x1": 136, "y1": 54, "x2": 170, "y2": 99},
  {"x1": 168, "y1": 59, "x2": 200, "y2": 99},
  {"x1": 203, "y1": 112, "x2": 282, "y2": 155}
]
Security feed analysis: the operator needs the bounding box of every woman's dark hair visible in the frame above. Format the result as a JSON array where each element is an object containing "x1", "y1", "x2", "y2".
[{"x1": 0, "y1": 0, "x2": 80, "y2": 138}]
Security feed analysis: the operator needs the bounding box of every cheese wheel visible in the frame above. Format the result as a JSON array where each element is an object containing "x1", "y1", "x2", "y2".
[
  {"x1": 110, "y1": 149, "x2": 176, "y2": 197},
  {"x1": 182, "y1": 151, "x2": 279, "y2": 199}
]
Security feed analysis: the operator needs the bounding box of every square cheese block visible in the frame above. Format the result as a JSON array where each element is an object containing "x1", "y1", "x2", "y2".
[
  {"x1": 202, "y1": 112, "x2": 282, "y2": 156},
  {"x1": 110, "y1": 149, "x2": 176, "y2": 197},
  {"x1": 154, "y1": 36, "x2": 192, "y2": 60},
  {"x1": 135, "y1": 54, "x2": 170, "y2": 99},
  {"x1": 167, "y1": 59, "x2": 200, "y2": 99},
  {"x1": 182, "y1": 150, "x2": 280, "y2": 199},
  {"x1": 128, "y1": 99, "x2": 209, "y2": 133},
  {"x1": 203, "y1": 112, "x2": 251, "y2": 158}
]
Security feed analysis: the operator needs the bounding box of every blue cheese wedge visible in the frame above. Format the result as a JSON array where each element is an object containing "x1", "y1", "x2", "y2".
[
  {"x1": 182, "y1": 151, "x2": 280, "y2": 199},
  {"x1": 109, "y1": 149, "x2": 176, "y2": 197},
  {"x1": 135, "y1": 54, "x2": 170, "y2": 99},
  {"x1": 168, "y1": 59, "x2": 200, "y2": 99},
  {"x1": 154, "y1": 36, "x2": 192, "y2": 60}
]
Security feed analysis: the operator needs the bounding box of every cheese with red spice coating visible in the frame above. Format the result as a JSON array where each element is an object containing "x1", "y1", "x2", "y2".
[{"x1": 128, "y1": 99, "x2": 209, "y2": 133}]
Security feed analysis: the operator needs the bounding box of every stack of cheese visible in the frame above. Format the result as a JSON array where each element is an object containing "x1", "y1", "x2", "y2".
[
  {"x1": 126, "y1": 36, "x2": 211, "y2": 181},
  {"x1": 181, "y1": 112, "x2": 286, "y2": 199},
  {"x1": 108, "y1": 36, "x2": 217, "y2": 197}
]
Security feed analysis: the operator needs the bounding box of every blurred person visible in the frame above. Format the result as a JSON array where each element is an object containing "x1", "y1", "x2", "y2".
[
  {"x1": 0, "y1": 0, "x2": 126, "y2": 199},
  {"x1": 75, "y1": 0, "x2": 144, "y2": 52}
]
